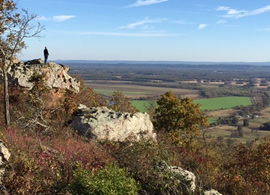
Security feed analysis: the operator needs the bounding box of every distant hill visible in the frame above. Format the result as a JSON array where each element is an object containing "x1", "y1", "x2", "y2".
[{"x1": 55, "y1": 60, "x2": 270, "y2": 66}]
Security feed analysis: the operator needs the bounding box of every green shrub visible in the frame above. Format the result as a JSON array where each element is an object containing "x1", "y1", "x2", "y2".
[
  {"x1": 70, "y1": 164, "x2": 139, "y2": 195},
  {"x1": 111, "y1": 139, "x2": 194, "y2": 194}
]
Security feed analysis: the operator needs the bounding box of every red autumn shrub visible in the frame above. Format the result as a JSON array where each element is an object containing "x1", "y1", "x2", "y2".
[{"x1": 2, "y1": 128, "x2": 114, "y2": 194}]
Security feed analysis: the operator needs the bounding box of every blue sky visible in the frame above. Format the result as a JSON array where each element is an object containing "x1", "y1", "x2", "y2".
[{"x1": 17, "y1": 0, "x2": 270, "y2": 62}]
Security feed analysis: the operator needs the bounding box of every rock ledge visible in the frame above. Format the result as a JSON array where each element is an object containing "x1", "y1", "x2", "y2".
[{"x1": 71, "y1": 104, "x2": 156, "y2": 142}]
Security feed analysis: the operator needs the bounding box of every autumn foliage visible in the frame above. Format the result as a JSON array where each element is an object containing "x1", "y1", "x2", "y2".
[
  {"x1": 1, "y1": 85, "x2": 270, "y2": 194},
  {"x1": 2, "y1": 128, "x2": 113, "y2": 194},
  {"x1": 109, "y1": 91, "x2": 138, "y2": 113},
  {"x1": 154, "y1": 91, "x2": 209, "y2": 147},
  {"x1": 1, "y1": 1, "x2": 270, "y2": 194}
]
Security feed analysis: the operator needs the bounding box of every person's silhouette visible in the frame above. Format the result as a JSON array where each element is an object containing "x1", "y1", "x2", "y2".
[{"x1": 44, "y1": 47, "x2": 49, "y2": 63}]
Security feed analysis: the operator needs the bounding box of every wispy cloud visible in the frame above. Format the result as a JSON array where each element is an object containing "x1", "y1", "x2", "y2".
[
  {"x1": 217, "y1": 5, "x2": 270, "y2": 18},
  {"x1": 198, "y1": 24, "x2": 207, "y2": 30},
  {"x1": 250, "y1": 5, "x2": 270, "y2": 15},
  {"x1": 53, "y1": 15, "x2": 76, "y2": 22},
  {"x1": 216, "y1": 20, "x2": 226, "y2": 24},
  {"x1": 36, "y1": 16, "x2": 49, "y2": 21},
  {"x1": 36, "y1": 15, "x2": 76, "y2": 22},
  {"x1": 62, "y1": 31, "x2": 180, "y2": 37},
  {"x1": 125, "y1": 0, "x2": 168, "y2": 8},
  {"x1": 120, "y1": 17, "x2": 167, "y2": 29}
]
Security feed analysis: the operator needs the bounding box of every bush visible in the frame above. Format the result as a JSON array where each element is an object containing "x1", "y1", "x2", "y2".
[
  {"x1": 2, "y1": 128, "x2": 113, "y2": 194},
  {"x1": 260, "y1": 122, "x2": 270, "y2": 131},
  {"x1": 70, "y1": 164, "x2": 139, "y2": 195},
  {"x1": 109, "y1": 91, "x2": 138, "y2": 114},
  {"x1": 111, "y1": 141, "x2": 166, "y2": 194},
  {"x1": 243, "y1": 119, "x2": 249, "y2": 127},
  {"x1": 153, "y1": 91, "x2": 208, "y2": 148},
  {"x1": 110, "y1": 137, "x2": 203, "y2": 194},
  {"x1": 215, "y1": 138, "x2": 270, "y2": 194}
]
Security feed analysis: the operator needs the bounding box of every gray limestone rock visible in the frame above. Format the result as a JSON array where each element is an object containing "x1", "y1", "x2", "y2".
[
  {"x1": 157, "y1": 161, "x2": 196, "y2": 193},
  {"x1": 204, "y1": 189, "x2": 223, "y2": 195},
  {"x1": 71, "y1": 104, "x2": 156, "y2": 142},
  {"x1": 0, "y1": 140, "x2": 10, "y2": 188},
  {"x1": 6, "y1": 59, "x2": 80, "y2": 93}
]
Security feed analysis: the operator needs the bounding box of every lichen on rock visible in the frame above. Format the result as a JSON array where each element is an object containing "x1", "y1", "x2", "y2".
[
  {"x1": 71, "y1": 104, "x2": 156, "y2": 142},
  {"x1": 5, "y1": 58, "x2": 80, "y2": 93}
]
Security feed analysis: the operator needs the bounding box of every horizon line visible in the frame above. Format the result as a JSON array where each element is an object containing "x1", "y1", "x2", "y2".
[{"x1": 20, "y1": 58, "x2": 270, "y2": 64}]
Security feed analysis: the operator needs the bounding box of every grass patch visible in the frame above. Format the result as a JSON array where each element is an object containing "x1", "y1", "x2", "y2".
[
  {"x1": 132, "y1": 96, "x2": 252, "y2": 112},
  {"x1": 208, "y1": 117, "x2": 217, "y2": 124},
  {"x1": 131, "y1": 100, "x2": 157, "y2": 113},
  {"x1": 194, "y1": 96, "x2": 252, "y2": 111}
]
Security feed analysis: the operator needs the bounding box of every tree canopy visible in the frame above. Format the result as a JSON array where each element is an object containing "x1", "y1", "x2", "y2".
[{"x1": 154, "y1": 91, "x2": 209, "y2": 147}]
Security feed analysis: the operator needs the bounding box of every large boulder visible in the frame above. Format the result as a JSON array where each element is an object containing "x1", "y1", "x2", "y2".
[
  {"x1": 0, "y1": 141, "x2": 10, "y2": 189},
  {"x1": 155, "y1": 161, "x2": 222, "y2": 194},
  {"x1": 204, "y1": 189, "x2": 222, "y2": 195},
  {"x1": 71, "y1": 104, "x2": 156, "y2": 142},
  {"x1": 6, "y1": 59, "x2": 80, "y2": 93},
  {"x1": 157, "y1": 161, "x2": 196, "y2": 193}
]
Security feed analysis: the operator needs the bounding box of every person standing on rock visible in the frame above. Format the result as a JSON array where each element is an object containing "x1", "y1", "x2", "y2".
[{"x1": 44, "y1": 47, "x2": 49, "y2": 63}]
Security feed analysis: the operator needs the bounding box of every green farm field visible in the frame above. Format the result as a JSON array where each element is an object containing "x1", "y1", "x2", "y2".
[
  {"x1": 131, "y1": 96, "x2": 252, "y2": 112},
  {"x1": 131, "y1": 100, "x2": 157, "y2": 113},
  {"x1": 193, "y1": 96, "x2": 252, "y2": 111}
]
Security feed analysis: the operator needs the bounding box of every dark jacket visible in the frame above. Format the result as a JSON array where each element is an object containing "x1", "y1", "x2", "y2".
[{"x1": 44, "y1": 48, "x2": 49, "y2": 56}]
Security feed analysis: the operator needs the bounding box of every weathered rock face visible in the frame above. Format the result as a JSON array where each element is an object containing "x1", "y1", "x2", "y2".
[
  {"x1": 6, "y1": 59, "x2": 80, "y2": 93},
  {"x1": 71, "y1": 104, "x2": 156, "y2": 142},
  {"x1": 0, "y1": 141, "x2": 10, "y2": 186},
  {"x1": 158, "y1": 161, "x2": 196, "y2": 193},
  {"x1": 204, "y1": 189, "x2": 223, "y2": 195},
  {"x1": 156, "y1": 161, "x2": 222, "y2": 194}
]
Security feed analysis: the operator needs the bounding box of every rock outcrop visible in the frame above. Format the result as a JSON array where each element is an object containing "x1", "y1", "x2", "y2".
[
  {"x1": 6, "y1": 58, "x2": 80, "y2": 93},
  {"x1": 71, "y1": 104, "x2": 156, "y2": 142},
  {"x1": 157, "y1": 161, "x2": 222, "y2": 194},
  {"x1": 0, "y1": 141, "x2": 10, "y2": 189},
  {"x1": 158, "y1": 161, "x2": 196, "y2": 193},
  {"x1": 204, "y1": 189, "x2": 223, "y2": 195}
]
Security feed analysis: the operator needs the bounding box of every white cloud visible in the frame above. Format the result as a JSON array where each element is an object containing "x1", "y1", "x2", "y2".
[
  {"x1": 36, "y1": 16, "x2": 49, "y2": 21},
  {"x1": 217, "y1": 5, "x2": 270, "y2": 18},
  {"x1": 198, "y1": 24, "x2": 207, "y2": 30},
  {"x1": 216, "y1": 20, "x2": 226, "y2": 24},
  {"x1": 53, "y1": 15, "x2": 76, "y2": 22},
  {"x1": 217, "y1": 6, "x2": 230, "y2": 11},
  {"x1": 37, "y1": 15, "x2": 76, "y2": 22},
  {"x1": 125, "y1": 0, "x2": 168, "y2": 8},
  {"x1": 120, "y1": 17, "x2": 167, "y2": 29},
  {"x1": 227, "y1": 9, "x2": 245, "y2": 15},
  {"x1": 249, "y1": 5, "x2": 270, "y2": 16},
  {"x1": 66, "y1": 31, "x2": 180, "y2": 37}
]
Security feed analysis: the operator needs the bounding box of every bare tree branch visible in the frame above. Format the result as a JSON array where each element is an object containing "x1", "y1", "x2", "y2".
[{"x1": 0, "y1": 0, "x2": 45, "y2": 126}]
